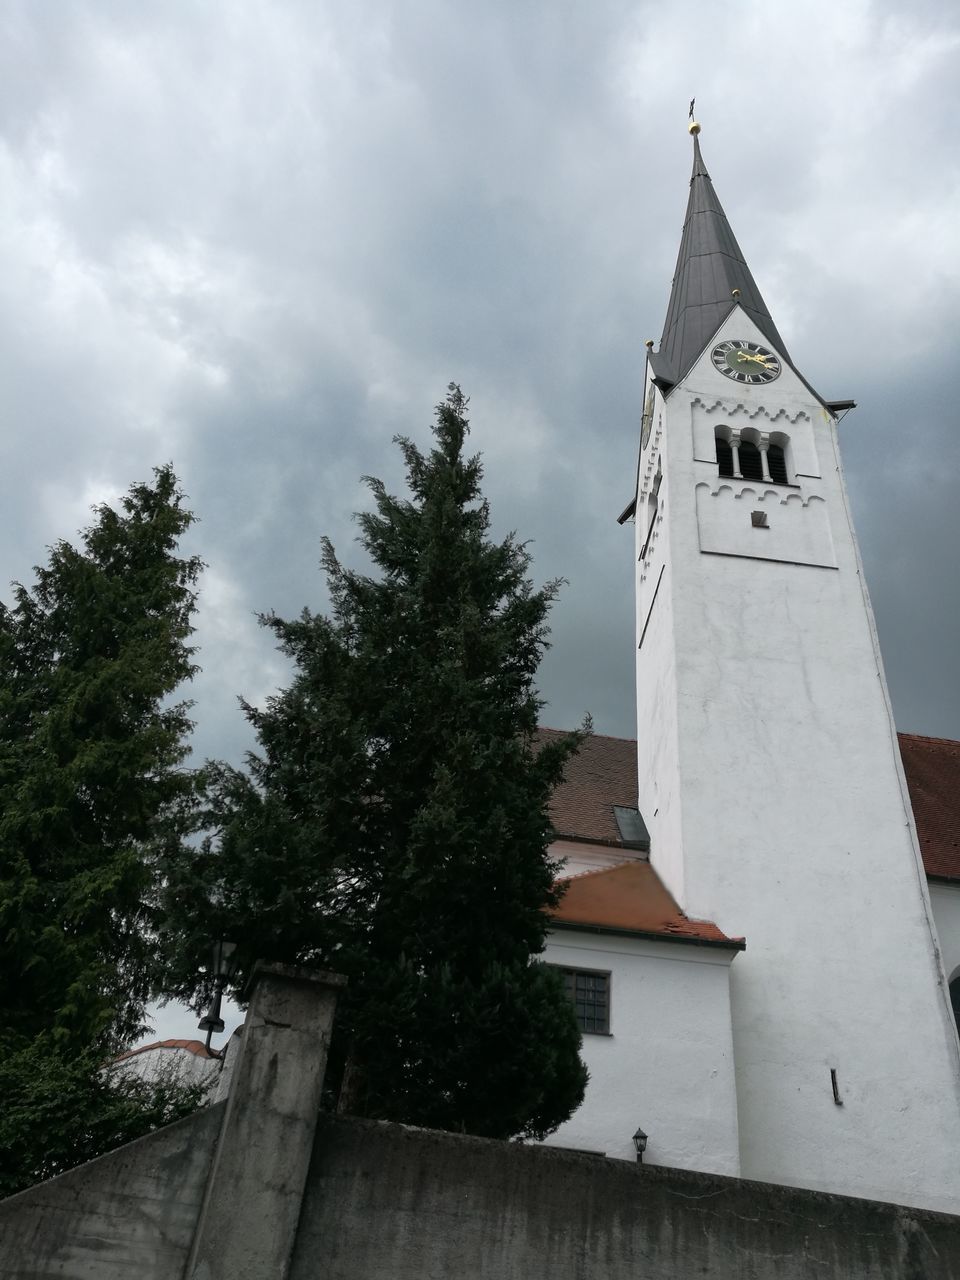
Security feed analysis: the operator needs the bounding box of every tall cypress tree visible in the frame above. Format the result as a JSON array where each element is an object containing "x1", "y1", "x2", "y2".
[
  {"x1": 164, "y1": 387, "x2": 587, "y2": 1140},
  {"x1": 0, "y1": 466, "x2": 204, "y2": 1193}
]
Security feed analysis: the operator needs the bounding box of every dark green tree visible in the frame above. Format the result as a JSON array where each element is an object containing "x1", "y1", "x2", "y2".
[
  {"x1": 163, "y1": 386, "x2": 588, "y2": 1140},
  {"x1": 0, "y1": 466, "x2": 205, "y2": 1193},
  {"x1": 0, "y1": 1042, "x2": 208, "y2": 1199}
]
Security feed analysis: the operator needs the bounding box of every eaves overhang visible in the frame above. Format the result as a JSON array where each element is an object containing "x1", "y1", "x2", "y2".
[
  {"x1": 655, "y1": 303, "x2": 842, "y2": 420},
  {"x1": 550, "y1": 917, "x2": 746, "y2": 952},
  {"x1": 551, "y1": 831, "x2": 642, "y2": 852}
]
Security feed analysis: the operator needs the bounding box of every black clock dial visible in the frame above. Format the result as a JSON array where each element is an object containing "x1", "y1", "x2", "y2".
[{"x1": 711, "y1": 339, "x2": 781, "y2": 384}]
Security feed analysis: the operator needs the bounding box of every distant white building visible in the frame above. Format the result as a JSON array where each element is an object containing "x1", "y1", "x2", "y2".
[
  {"x1": 540, "y1": 121, "x2": 960, "y2": 1216},
  {"x1": 113, "y1": 1037, "x2": 224, "y2": 1091}
]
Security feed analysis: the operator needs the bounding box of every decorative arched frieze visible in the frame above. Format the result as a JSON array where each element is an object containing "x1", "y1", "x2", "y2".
[
  {"x1": 730, "y1": 485, "x2": 781, "y2": 503},
  {"x1": 694, "y1": 481, "x2": 837, "y2": 568},
  {"x1": 703, "y1": 483, "x2": 824, "y2": 509},
  {"x1": 691, "y1": 397, "x2": 811, "y2": 425}
]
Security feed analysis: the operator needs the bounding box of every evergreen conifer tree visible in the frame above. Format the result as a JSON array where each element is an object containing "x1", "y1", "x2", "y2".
[
  {"x1": 0, "y1": 466, "x2": 205, "y2": 1192},
  {"x1": 165, "y1": 387, "x2": 588, "y2": 1140}
]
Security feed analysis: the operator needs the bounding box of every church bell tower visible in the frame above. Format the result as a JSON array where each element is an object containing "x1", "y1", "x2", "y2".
[{"x1": 625, "y1": 119, "x2": 960, "y2": 1211}]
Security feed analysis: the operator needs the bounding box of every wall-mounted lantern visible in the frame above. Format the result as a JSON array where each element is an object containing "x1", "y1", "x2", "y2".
[{"x1": 632, "y1": 1126, "x2": 648, "y2": 1165}]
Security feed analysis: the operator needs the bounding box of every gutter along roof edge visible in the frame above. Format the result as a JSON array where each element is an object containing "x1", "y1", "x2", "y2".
[{"x1": 549, "y1": 917, "x2": 746, "y2": 952}]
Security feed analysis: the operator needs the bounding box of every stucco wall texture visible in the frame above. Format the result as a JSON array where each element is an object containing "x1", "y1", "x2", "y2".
[{"x1": 541, "y1": 931, "x2": 740, "y2": 1174}]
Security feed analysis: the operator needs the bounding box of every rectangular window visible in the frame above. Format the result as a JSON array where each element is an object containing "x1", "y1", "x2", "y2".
[{"x1": 556, "y1": 967, "x2": 610, "y2": 1035}]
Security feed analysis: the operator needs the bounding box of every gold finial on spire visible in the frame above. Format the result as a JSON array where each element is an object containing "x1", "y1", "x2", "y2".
[{"x1": 688, "y1": 97, "x2": 701, "y2": 135}]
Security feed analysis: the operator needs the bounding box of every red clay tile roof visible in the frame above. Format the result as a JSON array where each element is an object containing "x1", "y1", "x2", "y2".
[
  {"x1": 543, "y1": 727, "x2": 960, "y2": 882},
  {"x1": 898, "y1": 733, "x2": 960, "y2": 881},
  {"x1": 115, "y1": 1038, "x2": 216, "y2": 1062},
  {"x1": 550, "y1": 861, "x2": 744, "y2": 949},
  {"x1": 539, "y1": 728, "x2": 639, "y2": 846}
]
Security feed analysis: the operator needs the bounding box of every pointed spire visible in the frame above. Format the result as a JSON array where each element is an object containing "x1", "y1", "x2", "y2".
[{"x1": 655, "y1": 123, "x2": 789, "y2": 386}]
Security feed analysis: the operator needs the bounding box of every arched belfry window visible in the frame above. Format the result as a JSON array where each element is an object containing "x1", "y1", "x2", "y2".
[
  {"x1": 739, "y1": 439, "x2": 763, "y2": 482},
  {"x1": 714, "y1": 428, "x2": 791, "y2": 484},
  {"x1": 716, "y1": 435, "x2": 734, "y2": 478},
  {"x1": 768, "y1": 443, "x2": 788, "y2": 485}
]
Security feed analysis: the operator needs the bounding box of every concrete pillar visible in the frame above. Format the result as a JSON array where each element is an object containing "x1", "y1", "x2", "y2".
[{"x1": 185, "y1": 963, "x2": 346, "y2": 1280}]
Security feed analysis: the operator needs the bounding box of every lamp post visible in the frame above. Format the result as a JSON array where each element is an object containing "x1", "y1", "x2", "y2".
[
  {"x1": 198, "y1": 939, "x2": 238, "y2": 1055},
  {"x1": 632, "y1": 1126, "x2": 648, "y2": 1165}
]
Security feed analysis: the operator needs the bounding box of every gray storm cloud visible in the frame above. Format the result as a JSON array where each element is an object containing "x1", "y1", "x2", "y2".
[{"x1": 1, "y1": 0, "x2": 959, "y2": 784}]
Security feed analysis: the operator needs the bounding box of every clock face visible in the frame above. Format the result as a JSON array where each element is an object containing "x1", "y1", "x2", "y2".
[
  {"x1": 640, "y1": 385, "x2": 655, "y2": 449},
  {"x1": 711, "y1": 339, "x2": 781, "y2": 384}
]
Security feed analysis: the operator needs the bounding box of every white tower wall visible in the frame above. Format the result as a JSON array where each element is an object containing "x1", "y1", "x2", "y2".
[
  {"x1": 635, "y1": 305, "x2": 960, "y2": 1212},
  {"x1": 634, "y1": 387, "x2": 685, "y2": 907}
]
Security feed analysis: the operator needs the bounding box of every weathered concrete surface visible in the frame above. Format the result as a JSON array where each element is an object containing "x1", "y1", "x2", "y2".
[
  {"x1": 0, "y1": 1102, "x2": 223, "y2": 1280},
  {"x1": 5, "y1": 965, "x2": 958, "y2": 1280},
  {"x1": 291, "y1": 1115, "x2": 960, "y2": 1280},
  {"x1": 185, "y1": 964, "x2": 346, "y2": 1280}
]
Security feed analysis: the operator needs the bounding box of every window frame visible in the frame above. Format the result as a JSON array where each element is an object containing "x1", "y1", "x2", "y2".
[
  {"x1": 738, "y1": 438, "x2": 764, "y2": 482},
  {"x1": 716, "y1": 435, "x2": 734, "y2": 478},
  {"x1": 552, "y1": 964, "x2": 612, "y2": 1036},
  {"x1": 767, "y1": 441, "x2": 789, "y2": 485},
  {"x1": 713, "y1": 426, "x2": 794, "y2": 486}
]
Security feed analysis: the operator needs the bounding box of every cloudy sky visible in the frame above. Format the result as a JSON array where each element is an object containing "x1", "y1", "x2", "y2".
[{"x1": 3, "y1": 3, "x2": 959, "y2": 1039}]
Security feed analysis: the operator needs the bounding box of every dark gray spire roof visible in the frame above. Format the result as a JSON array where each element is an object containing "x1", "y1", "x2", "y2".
[{"x1": 656, "y1": 134, "x2": 789, "y2": 386}]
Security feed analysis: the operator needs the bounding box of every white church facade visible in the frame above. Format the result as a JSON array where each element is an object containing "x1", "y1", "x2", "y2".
[
  {"x1": 135, "y1": 120, "x2": 960, "y2": 1221},
  {"x1": 540, "y1": 122, "x2": 960, "y2": 1216}
]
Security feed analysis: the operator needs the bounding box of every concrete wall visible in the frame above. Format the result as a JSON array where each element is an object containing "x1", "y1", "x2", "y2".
[
  {"x1": 4, "y1": 966, "x2": 960, "y2": 1280},
  {"x1": 0, "y1": 1104, "x2": 223, "y2": 1280},
  {"x1": 635, "y1": 304, "x2": 960, "y2": 1211},
  {"x1": 290, "y1": 1115, "x2": 960, "y2": 1280},
  {"x1": 541, "y1": 928, "x2": 740, "y2": 1175},
  {"x1": 0, "y1": 965, "x2": 342, "y2": 1280}
]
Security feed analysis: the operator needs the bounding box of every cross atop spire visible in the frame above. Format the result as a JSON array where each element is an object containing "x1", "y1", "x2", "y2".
[{"x1": 653, "y1": 126, "x2": 789, "y2": 388}]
